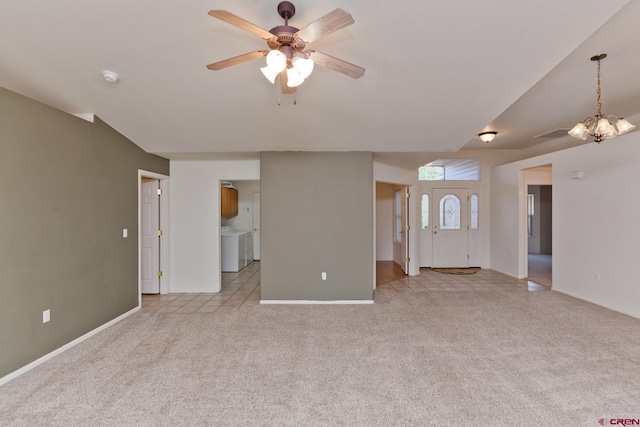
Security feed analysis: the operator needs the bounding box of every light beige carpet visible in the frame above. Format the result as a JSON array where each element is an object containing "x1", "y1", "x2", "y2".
[{"x1": 1, "y1": 288, "x2": 639, "y2": 426}]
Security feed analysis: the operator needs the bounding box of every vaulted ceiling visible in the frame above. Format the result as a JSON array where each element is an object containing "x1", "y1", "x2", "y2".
[{"x1": 2, "y1": 0, "x2": 638, "y2": 167}]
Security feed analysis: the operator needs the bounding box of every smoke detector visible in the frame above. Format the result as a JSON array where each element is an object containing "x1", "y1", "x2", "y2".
[{"x1": 102, "y1": 70, "x2": 120, "y2": 83}]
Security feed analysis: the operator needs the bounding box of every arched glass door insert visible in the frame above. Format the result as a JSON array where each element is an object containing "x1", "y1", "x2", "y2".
[{"x1": 439, "y1": 194, "x2": 461, "y2": 230}]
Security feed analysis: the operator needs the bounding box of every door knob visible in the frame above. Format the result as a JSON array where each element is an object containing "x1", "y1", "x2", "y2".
[{"x1": 434, "y1": 230, "x2": 438, "y2": 234}]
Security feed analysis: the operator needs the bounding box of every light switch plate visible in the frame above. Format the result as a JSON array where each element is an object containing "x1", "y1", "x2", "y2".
[
  {"x1": 43, "y1": 309, "x2": 50, "y2": 323},
  {"x1": 123, "y1": 228, "x2": 128, "y2": 238}
]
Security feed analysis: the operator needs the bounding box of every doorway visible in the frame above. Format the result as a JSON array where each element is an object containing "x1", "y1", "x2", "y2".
[
  {"x1": 523, "y1": 166, "x2": 552, "y2": 287},
  {"x1": 375, "y1": 182, "x2": 410, "y2": 286},
  {"x1": 219, "y1": 180, "x2": 260, "y2": 292}
]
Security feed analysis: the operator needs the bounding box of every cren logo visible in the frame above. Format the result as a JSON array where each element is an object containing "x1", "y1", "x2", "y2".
[{"x1": 599, "y1": 419, "x2": 640, "y2": 426}]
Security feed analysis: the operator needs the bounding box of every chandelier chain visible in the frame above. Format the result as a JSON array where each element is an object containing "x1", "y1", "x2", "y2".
[{"x1": 596, "y1": 58, "x2": 602, "y2": 117}]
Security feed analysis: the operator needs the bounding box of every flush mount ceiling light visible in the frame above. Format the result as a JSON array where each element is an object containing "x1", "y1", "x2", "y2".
[
  {"x1": 478, "y1": 131, "x2": 497, "y2": 143},
  {"x1": 102, "y1": 70, "x2": 119, "y2": 83},
  {"x1": 206, "y1": 1, "x2": 365, "y2": 94},
  {"x1": 568, "y1": 54, "x2": 635, "y2": 143}
]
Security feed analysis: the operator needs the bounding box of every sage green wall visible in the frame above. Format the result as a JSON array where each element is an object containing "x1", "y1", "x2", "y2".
[
  {"x1": 0, "y1": 88, "x2": 169, "y2": 378},
  {"x1": 260, "y1": 152, "x2": 373, "y2": 301}
]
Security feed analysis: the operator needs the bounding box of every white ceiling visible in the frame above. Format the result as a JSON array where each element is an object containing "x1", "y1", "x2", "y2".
[{"x1": 1, "y1": 0, "x2": 638, "y2": 167}]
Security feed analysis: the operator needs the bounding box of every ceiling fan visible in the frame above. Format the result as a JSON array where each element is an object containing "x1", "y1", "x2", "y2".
[{"x1": 206, "y1": 1, "x2": 365, "y2": 94}]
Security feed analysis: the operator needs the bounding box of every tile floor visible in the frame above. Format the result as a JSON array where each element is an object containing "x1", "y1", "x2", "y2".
[
  {"x1": 140, "y1": 261, "x2": 261, "y2": 314},
  {"x1": 141, "y1": 262, "x2": 547, "y2": 314},
  {"x1": 377, "y1": 267, "x2": 548, "y2": 292}
]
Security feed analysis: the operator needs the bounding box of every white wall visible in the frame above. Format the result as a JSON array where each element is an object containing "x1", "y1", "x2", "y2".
[
  {"x1": 375, "y1": 182, "x2": 394, "y2": 260},
  {"x1": 170, "y1": 159, "x2": 260, "y2": 293},
  {"x1": 524, "y1": 166, "x2": 552, "y2": 184},
  {"x1": 491, "y1": 133, "x2": 640, "y2": 319}
]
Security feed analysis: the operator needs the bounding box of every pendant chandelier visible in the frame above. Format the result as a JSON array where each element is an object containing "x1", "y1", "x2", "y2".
[{"x1": 568, "y1": 54, "x2": 635, "y2": 143}]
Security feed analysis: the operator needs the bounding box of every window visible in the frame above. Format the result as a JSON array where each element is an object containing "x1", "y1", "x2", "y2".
[
  {"x1": 527, "y1": 194, "x2": 534, "y2": 237},
  {"x1": 470, "y1": 193, "x2": 479, "y2": 230},
  {"x1": 395, "y1": 190, "x2": 402, "y2": 243},
  {"x1": 419, "y1": 166, "x2": 444, "y2": 181},
  {"x1": 419, "y1": 159, "x2": 480, "y2": 181},
  {"x1": 421, "y1": 194, "x2": 429, "y2": 229},
  {"x1": 439, "y1": 194, "x2": 461, "y2": 230}
]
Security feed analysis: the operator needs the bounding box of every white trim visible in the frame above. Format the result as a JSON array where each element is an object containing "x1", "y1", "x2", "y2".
[
  {"x1": 138, "y1": 170, "x2": 170, "y2": 300},
  {"x1": 260, "y1": 300, "x2": 374, "y2": 305},
  {"x1": 0, "y1": 306, "x2": 140, "y2": 387}
]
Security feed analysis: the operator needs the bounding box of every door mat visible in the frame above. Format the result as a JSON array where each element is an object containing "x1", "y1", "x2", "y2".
[{"x1": 432, "y1": 268, "x2": 477, "y2": 275}]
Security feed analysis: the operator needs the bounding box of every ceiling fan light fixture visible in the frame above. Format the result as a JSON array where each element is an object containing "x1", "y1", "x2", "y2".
[
  {"x1": 286, "y1": 66, "x2": 304, "y2": 87},
  {"x1": 266, "y1": 49, "x2": 287, "y2": 73},
  {"x1": 292, "y1": 56, "x2": 314, "y2": 79},
  {"x1": 260, "y1": 66, "x2": 278, "y2": 84},
  {"x1": 478, "y1": 131, "x2": 497, "y2": 143},
  {"x1": 206, "y1": 4, "x2": 365, "y2": 94}
]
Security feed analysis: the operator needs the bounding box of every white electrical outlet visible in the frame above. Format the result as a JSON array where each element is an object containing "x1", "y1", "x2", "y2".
[
  {"x1": 43, "y1": 309, "x2": 50, "y2": 323},
  {"x1": 321, "y1": 272, "x2": 327, "y2": 281},
  {"x1": 122, "y1": 228, "x2": 128, "y2": 238}
]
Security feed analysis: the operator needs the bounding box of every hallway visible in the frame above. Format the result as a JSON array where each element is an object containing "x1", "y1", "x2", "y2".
[{"x1": 527, "y1": 254, "x2": 552, "y2": 288}]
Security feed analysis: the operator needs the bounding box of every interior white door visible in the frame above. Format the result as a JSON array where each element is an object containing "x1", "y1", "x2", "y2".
[
  {"x1": 252, "y1": 192, "x2": 261, "y2": 260},
  {"x1": 141, "y1": 179, "x2": 160, "y2": 293},
  {"x1": 432, "y1": 189, "x2": 469, "y2": 268}
]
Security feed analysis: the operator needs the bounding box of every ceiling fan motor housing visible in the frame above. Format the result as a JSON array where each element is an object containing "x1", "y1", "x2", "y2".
[{"x1": 267, "y1": 25, "x2": 304, "y2": 53}]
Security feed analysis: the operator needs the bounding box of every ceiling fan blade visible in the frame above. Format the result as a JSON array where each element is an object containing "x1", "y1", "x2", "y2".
[
  {"x1": 295, "y1": 9, "x2": 354, "y2": 43},
  {"x1": 280, "y1": 70, "x2": 297, "y2": 94},
  {"x1": 206, "y1": 51, "x2": 268, "y2": 71},
  {"x1": 308, "y1": 51, "x2": 365, "y2": 79},
  {"x1": 208, "y1": 10, "x2": 275, "y2": 41}
]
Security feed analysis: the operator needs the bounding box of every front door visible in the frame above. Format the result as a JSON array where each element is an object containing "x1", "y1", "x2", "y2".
[{"x1": 432, "y1": 189, "x2": 469, "y2": 268}]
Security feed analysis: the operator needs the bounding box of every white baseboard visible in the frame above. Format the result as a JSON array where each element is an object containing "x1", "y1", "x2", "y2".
[
  {"x1": 0, "y1": 305, "x2": 140, "y2": 387},
  {"x1": 260, "y1": 300, "x2": 374, "y2": 305}
]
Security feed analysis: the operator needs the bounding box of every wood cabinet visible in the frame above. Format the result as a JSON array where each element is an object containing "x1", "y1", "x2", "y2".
[{"x1": 221, "y1": 186, "x2": 238, "y2": 217}]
